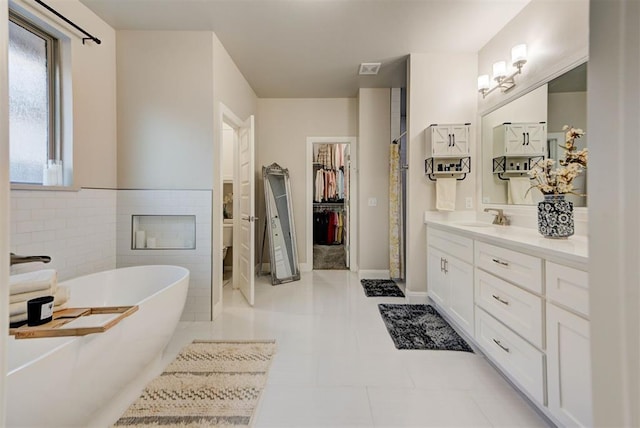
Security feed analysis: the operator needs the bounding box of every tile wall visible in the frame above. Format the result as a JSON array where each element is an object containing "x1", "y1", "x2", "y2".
[
  {"x1": 116, "y1": 190, "x2": 212, "y2": 321},
  {"x1": 9, "y1": 189, "x2": 117, "y2": 279}
]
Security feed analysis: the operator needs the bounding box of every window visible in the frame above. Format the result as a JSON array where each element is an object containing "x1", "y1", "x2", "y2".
[{"x1": 8, "y1": 12, "x2": 59, "y2": 185}]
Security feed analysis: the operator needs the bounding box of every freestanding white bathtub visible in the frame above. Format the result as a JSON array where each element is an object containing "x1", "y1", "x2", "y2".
[{"x1": 6, "y1": 265, "x2": 189, "y2": 427}]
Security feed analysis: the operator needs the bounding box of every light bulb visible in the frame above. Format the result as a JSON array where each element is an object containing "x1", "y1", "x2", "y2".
[
  {"x1": 477, "y1": 75, "x2": 490, "y2": 91},
  {"x1": 492, "y1": 61, "x2": 507, "y2": 81}
]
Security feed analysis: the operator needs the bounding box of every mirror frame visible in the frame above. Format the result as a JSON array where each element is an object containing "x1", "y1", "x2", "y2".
[
  {"x1": 477, "y1": 56, "x2": 589, "y2": 217},
  {"x1": 262, "y1": 162, "x2": 301, "y2": 284}
]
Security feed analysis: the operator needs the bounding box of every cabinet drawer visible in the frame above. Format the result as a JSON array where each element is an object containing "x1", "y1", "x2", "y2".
[
  {"x1": 475, "y1": 241, "x2": 542, "y2": 293},
  {"x1": 475, "y1": 308, "x2": 545, "y2": 405},
  {"x1": 546, "y1": 262, "x2": 589, "y2": 317},
  {"x1": 475, "y1": 269, "x2": 543, "y2": 348},
  {"x1": 427, "y1": 227, "x2": 473, "y2": 264}
]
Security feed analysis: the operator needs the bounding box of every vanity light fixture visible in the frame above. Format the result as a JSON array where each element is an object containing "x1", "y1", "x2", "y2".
[{"x1": 478, "y1": 44, "x2": 528, "y2": 98}]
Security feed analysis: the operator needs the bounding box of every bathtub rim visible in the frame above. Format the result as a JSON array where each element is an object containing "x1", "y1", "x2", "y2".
[{"x1": 7, "y1": 264, "x2": 189, "y2": 376}]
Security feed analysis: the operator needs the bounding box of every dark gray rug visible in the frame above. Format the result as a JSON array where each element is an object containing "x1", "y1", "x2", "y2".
[
  {"x1": 360, "y1": 279, "x2": 405, "y2": 297},
  {"x1": 313, "y1": 244, "x2": 347, "y2": 270},
  {"x1": 378, "y1": 304, "x2": 473, "y2": 352}
]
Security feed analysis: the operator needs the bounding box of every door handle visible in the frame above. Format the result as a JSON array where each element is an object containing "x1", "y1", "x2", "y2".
[
  {"x1": 522, "y1": 133, "x2": 526, "y2": 145},
  {"x1": 242, "y1": 215, "x2": 258, "y2": 222},
  {"x1": 452, "y1": 134, "x2": 455, "y2": 146},
  {"x1": 493, "y1": 338, "x2": 510, "y2": 353}
]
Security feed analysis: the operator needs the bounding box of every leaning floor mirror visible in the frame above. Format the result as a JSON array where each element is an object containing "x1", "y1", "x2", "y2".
[{"x1": 262, "y1": 163, "x2": 300, "y2": 284}]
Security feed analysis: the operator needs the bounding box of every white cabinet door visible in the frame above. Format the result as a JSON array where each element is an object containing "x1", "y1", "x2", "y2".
[
  {"x1": 447, "y1": 257, "x2": 474, "y2": 336},
  {"x1": 496, "y1": 123, "x2": 547, "y2": 157},
  {"x1": 426, "y1": 124, "x2": 471, "y2": 157},
  {"x1": 546, "y1": 303, "x2": 593, "y2": 427},
  {"x1": 427, "y1": 246, "x2": 448, "y2": 306}
]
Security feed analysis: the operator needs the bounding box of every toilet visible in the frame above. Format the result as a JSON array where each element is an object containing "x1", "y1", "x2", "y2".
[{"x1": 223, "y1": 220, "x2": 233, "y2": 260}]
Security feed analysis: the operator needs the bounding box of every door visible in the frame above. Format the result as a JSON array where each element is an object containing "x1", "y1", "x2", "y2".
[
  {"x1": 238, "y1": 115, "x2": 255, "y2": 306},
  {"x1": 447, "y1": 257, "x2": 474, "y2": 336},
  {"x1": 344, "y1": 147, "x2": 350, "y2": 268},
  {"x1": 449, "y1": 125, "x2": 470, "y2": 156},
  {"x1": 427, "y1": 246, "x2": 447, "y2": 306},
  {"x1": 430, "y1": 126, "x2": 452, "y2": 156},
  {"x1": 546, "y1": 303, "x2": 592, "y2": 427}
]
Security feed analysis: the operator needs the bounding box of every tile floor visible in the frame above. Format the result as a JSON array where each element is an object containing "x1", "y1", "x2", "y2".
[{"x1": 109, "y1": 270, "x2": 551, "y2": 427}]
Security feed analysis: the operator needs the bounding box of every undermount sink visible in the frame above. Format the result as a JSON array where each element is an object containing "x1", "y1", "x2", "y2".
[{"x1": 455, "y1": 222, "x2": 494, "y2": 228}]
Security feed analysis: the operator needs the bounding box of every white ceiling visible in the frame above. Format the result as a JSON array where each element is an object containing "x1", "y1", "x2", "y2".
[{"x1": 79, "y1": 0, "x2": 531, "y2": 98}]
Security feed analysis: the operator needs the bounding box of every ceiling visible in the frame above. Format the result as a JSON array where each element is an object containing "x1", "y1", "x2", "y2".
[{"x1": 79, "y1": 0, "x2": 530, "y2": 98}]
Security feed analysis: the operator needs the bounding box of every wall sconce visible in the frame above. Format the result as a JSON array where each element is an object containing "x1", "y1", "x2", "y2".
[{"x1": 478, "y1": 44, "x2": 527, "y2": 98}]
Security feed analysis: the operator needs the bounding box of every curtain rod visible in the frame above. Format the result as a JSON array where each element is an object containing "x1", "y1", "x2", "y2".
[{"x1": 34, "y1": 0, "x2": 101, "y2": 45}]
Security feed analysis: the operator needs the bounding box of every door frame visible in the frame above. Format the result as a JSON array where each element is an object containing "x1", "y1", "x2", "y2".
[
  {"x1": 305, "y1": 136, "x2": 358, "y2": 272},
  {"x1": 215, "y1": 103, "x2": 246, "y2": 318}
]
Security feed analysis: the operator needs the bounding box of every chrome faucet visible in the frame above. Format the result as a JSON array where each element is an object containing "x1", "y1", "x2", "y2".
[
  {"x1": 484, "y1": 208, "x2": 510, "y2": 226},
  {"x1": 10, "y1": 253, "x2": 52, "y2": 266}
]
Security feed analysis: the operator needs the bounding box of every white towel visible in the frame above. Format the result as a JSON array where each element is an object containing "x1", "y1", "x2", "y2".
[
  {"x1": 10, "y1": 287, "x2": 54, "y2": 304},
  {"x1": 54, "y1": 286, "x2": 70, "y2": 307},
  {"x1": 10, "y1": 269, "x2": 57, "y2": 295},
  {"x1": 436, "y1": 178, "x2": 457, "y2": 211},
  {"x1": 508, "y1": 177, "x2": 533, "y2": 204}
]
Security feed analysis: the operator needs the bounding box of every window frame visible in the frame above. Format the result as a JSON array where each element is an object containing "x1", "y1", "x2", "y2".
[{"x1": 8, "y1": 11, "x2": 61, "y2": 182}]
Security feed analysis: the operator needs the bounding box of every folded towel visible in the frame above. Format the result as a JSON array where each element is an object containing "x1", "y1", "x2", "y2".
[
  {"x1": 10, "y1": 269, "x2": 57, "y2": 295},
  {"x1": 10, "y1": 312, "x2": 28, "y2": 323},
  {"x1": 10, "y1": 287, "x2": 54, "y2": 304},
  {"x1": 436, "y1": 178, "x2": 457, "y2": 211},
  {"x1": 508, "y1": 177, "x2": 533, "y2": 204},
  {"x1": 54, "y1": 286, "x2": 70, "y2": 307}
]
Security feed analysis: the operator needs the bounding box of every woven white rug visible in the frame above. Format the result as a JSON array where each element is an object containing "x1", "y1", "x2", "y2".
[{"x1": 113, "y1": 340, "x2": 277, "y2": 427}]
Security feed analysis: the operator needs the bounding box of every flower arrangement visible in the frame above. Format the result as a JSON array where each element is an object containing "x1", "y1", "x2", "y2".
[{"x1": 528, "y1": 125, "x2": 588, "y2": 195}]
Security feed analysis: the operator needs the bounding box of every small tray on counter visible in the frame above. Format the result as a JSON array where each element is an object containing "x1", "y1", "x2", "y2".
[{"x1": 9, "y1": 306, "x2": 138, "y2": 339}]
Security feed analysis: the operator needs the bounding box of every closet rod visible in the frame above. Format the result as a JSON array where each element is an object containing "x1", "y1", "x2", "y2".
[{"x1": 34, "y1": 0, "x2": 101, "y2": 45}]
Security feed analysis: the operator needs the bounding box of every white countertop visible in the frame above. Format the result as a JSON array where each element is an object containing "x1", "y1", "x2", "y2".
[{"x1": 424, "y1": 213, "x2": 588, "y2": 268}]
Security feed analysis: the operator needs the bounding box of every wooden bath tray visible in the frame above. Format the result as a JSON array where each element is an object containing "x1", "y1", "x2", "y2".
[{"x1": 9, "y1": 306, "x2": 138, "y2": 339}]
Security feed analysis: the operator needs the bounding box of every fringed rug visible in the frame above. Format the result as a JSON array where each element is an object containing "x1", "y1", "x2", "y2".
[
  {"x1": 114, "y1": 340, "x2": 277, "y2": 427},
  {"x1": 379, "y1": 304, "x2": 472, "y2": 352},
  {"x1": 360, "y1": 279, "x2": 405, "y2": 297}
]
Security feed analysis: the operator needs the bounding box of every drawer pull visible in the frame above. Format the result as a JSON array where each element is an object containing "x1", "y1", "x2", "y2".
[
  {"x1": 492, "y1": 294, "x2": 510, "y2": 305},
  {"x1": 492, "y1": 338, "x2": 510, "y2": 353},
  {"x1": 492, "y1": 258, "x2": 509, "y2": 267}
]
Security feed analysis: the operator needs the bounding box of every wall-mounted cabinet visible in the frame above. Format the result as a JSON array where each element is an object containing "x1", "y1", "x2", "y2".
[
  {"x1": 424, "y1": 123, "x2": 472, "y2": 181},
  {"x1": 493, "y1": 122, "x2": 547, "y2": 157},
  {"x1": 425, "y1": 123, "x2": 471, "y2": 157}
]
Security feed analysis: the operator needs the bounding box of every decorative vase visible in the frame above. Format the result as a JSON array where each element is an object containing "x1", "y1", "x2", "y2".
[{"x1": 537, "y1": 194, "x2": 574, "y2": 238}]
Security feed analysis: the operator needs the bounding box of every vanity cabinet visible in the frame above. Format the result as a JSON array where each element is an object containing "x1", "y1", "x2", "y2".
[
  {"x1": 425, "y1": 123, "x2": 470, "y2": 157},
  {"x1": 425, "y1": 223, "x2": 590, "y2": 427},
  {"x1": 493, "y1": 122, "x2": 547, "y2": 157},
  {"x1": 426, "y1": 228, "x2": 474, "y2": 336}
]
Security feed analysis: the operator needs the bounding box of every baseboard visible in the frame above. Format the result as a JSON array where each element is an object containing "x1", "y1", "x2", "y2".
[
  {"x1": 404, "y1": 290, "x2": 428, "y2": 304},
  {"x1": 299, "y1": 262, "x2": 312, "y2": 272},
  {"x1": 358, "y1": 269, "x2": 390, "y2": 280},
  {"x1": 212, "y1": 301, "x2": 222, "y2": 320}
]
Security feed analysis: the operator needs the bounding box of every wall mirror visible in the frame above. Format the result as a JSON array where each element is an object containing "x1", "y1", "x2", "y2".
[
  {"x1": 262, "y1": 163, "x2": 301, "y2": 284},
  {"x1": 481, "y1": 62, "x2": 588, "y2": 207}
]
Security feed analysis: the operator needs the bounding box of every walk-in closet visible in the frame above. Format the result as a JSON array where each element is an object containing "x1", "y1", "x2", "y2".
[{"x1": 312, "y1": 143, "x2": 350, "y2": 269}]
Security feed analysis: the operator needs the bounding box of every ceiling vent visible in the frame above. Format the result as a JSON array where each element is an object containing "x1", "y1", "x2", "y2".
[{"x1": 359, "y1": 62, "x2": 381, "y2": 75}]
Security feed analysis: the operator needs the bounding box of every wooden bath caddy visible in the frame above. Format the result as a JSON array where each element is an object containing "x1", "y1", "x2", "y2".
[{"x1": 9, "y1": 306, "x2": 138, "y2": 339}]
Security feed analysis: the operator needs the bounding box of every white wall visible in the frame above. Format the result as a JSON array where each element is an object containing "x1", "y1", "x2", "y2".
[
  {"x1": 589, "y1": 1, "x2": 640, "y2": 425},
  {"x1": 256, "y1": 98, "x2": 357, "y2": 265},
  {"x1": 478, "y1": 0, "x2": 589, "y2": 116},
  {"x1": 406, "y1": 53, "x2": 478, "y2": 296},
  {"x1": 358, "y1": 88, "x2": 391, "y2": 272},
  {"x1": 117, "y1": 31, "x2": 214, "y2": 189},
  {"x1": 0, "y1": 3, "x2": 9, "y2": 423}
]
